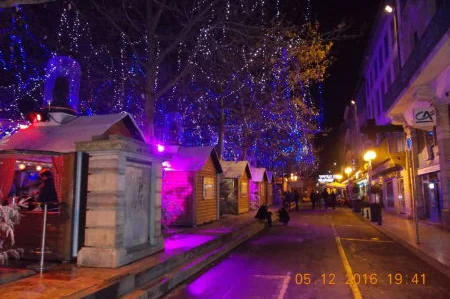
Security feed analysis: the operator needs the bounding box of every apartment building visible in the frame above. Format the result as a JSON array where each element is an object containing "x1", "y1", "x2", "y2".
[{"x1": 343, "y1": 0, "x2": 450, "y2": 228}]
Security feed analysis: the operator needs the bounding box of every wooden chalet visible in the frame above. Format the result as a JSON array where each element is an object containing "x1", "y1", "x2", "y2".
[
  {"x1": 249, "y1": 167, "x2": 268, "y2": 210},
  {"x1": 0, "y1": 112, "x2": 151, "y2": 263},
  {"x1": 220, "y1": 161, "x2": 252, "y2": 215},
  {"x1": 162, "y1": 146, "x2": 223, "y2": 226},
  {"x1": 266, "y1": 171, "x2": 275, "y2": 206}
]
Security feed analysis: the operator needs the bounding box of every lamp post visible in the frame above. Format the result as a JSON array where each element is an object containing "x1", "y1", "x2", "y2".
[
  {"x1": 385, "y1": 4, "x2": 402, "y2": 71},
  {"x1": 364, "y1": 150, "x2": 382, "y2": 224},
  {"x1": 351, "y1": 100, "x2": 359, "y2": 147},
  {"x1": 363, "y1": 150, "x2": 377, "y2": 197}
]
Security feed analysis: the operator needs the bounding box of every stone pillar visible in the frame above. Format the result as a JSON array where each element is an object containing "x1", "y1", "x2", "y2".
[
  {"x1": 76, "y1": 135, "x2": 164, "y2": 268},
  {"x1": 434, "y1": 98, "x2": 450, "y2": 229}
]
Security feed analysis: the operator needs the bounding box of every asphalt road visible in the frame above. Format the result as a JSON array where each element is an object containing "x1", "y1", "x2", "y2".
[{"x1": 166, "y1": 205, "x2": 450, "y2": 299}]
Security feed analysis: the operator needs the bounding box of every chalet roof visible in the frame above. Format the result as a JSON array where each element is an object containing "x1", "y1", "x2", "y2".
[
  {"x1": 220, "y1": 160, "x2": 252, "y2": 179},
  {"x1": 0, "y1": 112, "x2": 145, "y2": 153},
  {"x1": 166, "y1": 146, "x2": 223, "y2": 173},
  {"x1": 266, "y1": 171, "x2": 275, "y2": 183},
  {"x1": 250, "y1": 166, "x2": 267, "y2": 182}
]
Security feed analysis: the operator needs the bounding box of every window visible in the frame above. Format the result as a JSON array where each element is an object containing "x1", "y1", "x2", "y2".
[
  {"x1": 203, "y1": 177, "x2": 214, "y2": 199},
  {"x1": 384, "y1": 34, "x2": 389, "y2": 58},
  {"x1": 378, "y1": 47, "x2": 383, "y2": 71},
  {"x1": 390, "y1": 19, "x2": 395, "y2": 47},
  {"x1": 240, "y1": 181, "x2": 248, "y2": 197},
  {"x1": 387, "y1": 68, "x2": 392, "y2": 88}
]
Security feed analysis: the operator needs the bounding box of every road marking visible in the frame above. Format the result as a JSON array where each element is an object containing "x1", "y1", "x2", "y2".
[
  {"x1": 278, "y1": 272, "x2": 291, "y2": 299},
  {"x1": 331, "y1": 221, "x2": 363, "y2": 299},
  {"x1": 340, "y1": 237, "x2": 394, "y2": 243},
  {"x1": 253, "y1": 272, "x2": 291, "y2": 299}
]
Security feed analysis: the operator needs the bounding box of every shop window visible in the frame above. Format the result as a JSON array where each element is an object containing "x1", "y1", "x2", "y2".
[{"x1": 203, "y1": 177, "x2": 214, "y2": 200}]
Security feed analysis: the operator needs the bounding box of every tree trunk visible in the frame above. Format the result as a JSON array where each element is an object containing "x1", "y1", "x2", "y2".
[
  {"x1": 144, "y1": 76, "x2": 155, "y2": 143},
  {"x1": 144, "y1": 1, "x2": 155, "y2": 143},
  {"x1": 217, "y1": 98, "x2": 224, "y2": 160}
]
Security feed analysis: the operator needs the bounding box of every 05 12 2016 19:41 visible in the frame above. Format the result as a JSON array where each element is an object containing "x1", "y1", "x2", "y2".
[{"x1": 294, "y1": 273, "x2": 426, "y2": 285}]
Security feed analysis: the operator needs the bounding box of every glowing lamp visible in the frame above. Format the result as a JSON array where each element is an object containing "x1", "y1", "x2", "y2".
[
  {"x1": 157, "y1": 144, "x2": 165, "y2": 153},
  {"x1": 351, "y1": 100, "x2": 356, "y2": 105},
  {"x1": 19, "y1": 163, "x2": 26, "y2": 170},
  {"x1": 19, "y1": 124, "x2": 30, "y2": 130},
  {"x1": 429, "y1": 183, "x2": 435, "y2": 190},
  {"x1": 162, "y1": 161, "x2": 171, "y2": 168},
  {"x1": 344, "y1": 167, "x2": 352, "y2": 175},
  {"x1": 335, "y1": 174, "x2": 343, "y2": 180},
  {"x1": 36, "y1": 113, "x2": 42, "y2": 122},
  {"x1": 363, "y1": 150, "x2": 376, "y2": 162},
  {"x1": 36, "y1": 165, "x2": 42, "y2": 171},
  {"x1": 385, "y1": 5, "x2": 393, "y2": 13}
]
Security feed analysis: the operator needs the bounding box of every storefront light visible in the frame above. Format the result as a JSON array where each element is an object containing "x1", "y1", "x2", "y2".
[
  {"x1": 36, "y1": 165, "x2": 43, "y2": 171},
  {"x1": 19, "y1": 163, "x2": 26, "y2": 170}
]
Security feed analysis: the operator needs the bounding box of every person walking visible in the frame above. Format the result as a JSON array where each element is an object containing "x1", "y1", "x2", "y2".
[
  {"x1": 330, "y1": 191, "x2": 337, "y2": 210},
  {"x1": 293, "y1": 190, "x2": 300, "y2": 212},
  {"x1": 310, "y1": 190, "x2": 316, "y2": 209},
  {"x1": 321, "y1": 189, "x2": 329, "y2": 210}
]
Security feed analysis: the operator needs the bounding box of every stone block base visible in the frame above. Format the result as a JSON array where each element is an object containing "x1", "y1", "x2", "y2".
[{"x1": 77, "y1": 238, "x2": 164, "y2": 268}]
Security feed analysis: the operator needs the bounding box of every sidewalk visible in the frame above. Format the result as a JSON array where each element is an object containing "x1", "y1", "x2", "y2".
[
  {"x1": 0, "y1": 209, "x2": 273, "y2": 299},
  {"x1": 363, "y1": 211, "x2": 450, "y2": 279}
]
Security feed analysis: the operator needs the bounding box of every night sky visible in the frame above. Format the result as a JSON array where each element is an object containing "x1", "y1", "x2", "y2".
[{"x1": 312, "y1": 0, "x2": 381, "y2": 172}]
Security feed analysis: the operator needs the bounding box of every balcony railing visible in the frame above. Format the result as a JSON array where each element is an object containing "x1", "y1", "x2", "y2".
[{"x1": 383, "y1": 0, "x2": 450, "y2": 111}]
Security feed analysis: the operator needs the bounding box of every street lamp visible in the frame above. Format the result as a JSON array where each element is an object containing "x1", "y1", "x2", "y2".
[
  {"x1": 363, "y1": 150, "x2": 376, "y2": 167},
  {"x1": 363, "y1": 150, "x2": 376, "y2": 196},
  {"x1": 385, "y1": 4, "x2": 402, "y2": 69},
  {"x1": 344, "y1": 167, "x2": 352, "y2": 178}
]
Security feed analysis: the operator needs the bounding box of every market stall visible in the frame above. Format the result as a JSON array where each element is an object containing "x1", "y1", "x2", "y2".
[
  {"x1": 0, "y1": 112, "x2": 159, "y2": 264},
  {"x1": 220, "y1": 161, "x2": 252, "y2": 215}
]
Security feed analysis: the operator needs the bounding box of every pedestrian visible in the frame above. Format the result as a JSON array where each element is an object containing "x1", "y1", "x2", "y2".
[
  {"x1": 36, "y1": 169, "x2": 59, "y2": 211},
  {"x1": 321, "y1": 189, "x2": 329, "y2": 210},
  {"x1": 293, "y1": 190, "x2": 300, "y2": 212},
  {"x1": 330, "y1": 191, "x2": 337, "y2": 210},
  {"x1": 278, "y1": 206, "x2": 290, "y2": 225}
]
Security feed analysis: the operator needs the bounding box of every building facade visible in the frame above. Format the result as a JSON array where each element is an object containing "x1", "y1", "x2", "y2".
[{"x1": 343, "y1": 0, "x2": 450, "y2": 228}]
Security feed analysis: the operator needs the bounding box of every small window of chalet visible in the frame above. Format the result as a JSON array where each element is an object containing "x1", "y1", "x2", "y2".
[
  {"x1": 240, "y1": 181, "x2": 248, "y2": 197},
  {"x1": 203, "y1": 177, "x2": 214, "y2": 200}
]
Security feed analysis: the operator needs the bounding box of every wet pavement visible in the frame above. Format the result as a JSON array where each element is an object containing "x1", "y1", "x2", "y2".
[
  {"x1": 167, "y1": 205, "x2": 450, "y2": 299},
  {"x1": 0, "y1": 212, "x2": 262, "y2": 298}
]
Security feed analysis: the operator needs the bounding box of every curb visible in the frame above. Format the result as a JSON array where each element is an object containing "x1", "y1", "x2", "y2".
[{"x1": 355, "y1": 212, "x2": 450, "y2": 280}]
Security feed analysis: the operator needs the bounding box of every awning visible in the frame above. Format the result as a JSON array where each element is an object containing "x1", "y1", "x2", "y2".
[{"x1": 325, "y1": 182, "x2": 347, "y2": 189}]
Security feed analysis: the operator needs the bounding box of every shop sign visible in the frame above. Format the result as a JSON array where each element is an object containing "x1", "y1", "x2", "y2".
[
  {"x1": 413, "y1": 107, "x2": 436, "y2": 128},
  {"x1": 318, "y1": 174, "x2": 335, "y2": 183}
]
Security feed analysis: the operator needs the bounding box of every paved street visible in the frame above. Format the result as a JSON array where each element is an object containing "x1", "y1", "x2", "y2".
[{"x1": 167, "y1": 205, "x2": 450, "y2": 299}]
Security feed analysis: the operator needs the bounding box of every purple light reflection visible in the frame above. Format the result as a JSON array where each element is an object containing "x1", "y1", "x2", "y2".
[{"x1": 165, "y1": 234, "x2": 215, "y2": 253}]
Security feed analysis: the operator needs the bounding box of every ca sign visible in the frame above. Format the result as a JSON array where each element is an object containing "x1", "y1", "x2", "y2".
[{"x1": 413, "y1": 107, "x2": 436, "y2": 129}]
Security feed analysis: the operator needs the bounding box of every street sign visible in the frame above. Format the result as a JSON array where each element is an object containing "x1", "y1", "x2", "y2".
[{"x1": 413, "y1": 107, "x2": 436, "y2": 129}]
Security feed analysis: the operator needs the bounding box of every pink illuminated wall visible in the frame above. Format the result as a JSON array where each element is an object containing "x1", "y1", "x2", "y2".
[
  {"x1": 162, "y1": 171, "x2": 194, "y2": 226},
  {"x1": 249, "y1": 181, "x2": 260, "y2": 210}
]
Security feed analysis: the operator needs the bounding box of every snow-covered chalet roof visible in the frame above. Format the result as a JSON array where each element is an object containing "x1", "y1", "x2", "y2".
[
  {"x1": 250, "y1": 166, "x2": 267, "y2": 182},
  {"x1": 0, "y1": 112, "x2": 145, "y2": 153},
  {"x1": 220, "y1": 160, "x2": 251, "y2": 179},
  {"x1": 166, "y1": 146, "x2": 222, "y2": 173}
]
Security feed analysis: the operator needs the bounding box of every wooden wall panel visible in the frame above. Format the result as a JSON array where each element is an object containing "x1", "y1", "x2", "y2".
[
  {"x1": 195, "y1": 157, "x2": 218, "y2": 225},
  {"x1": 238, "y1": 175, "x2": 249, "y2": 214}
]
